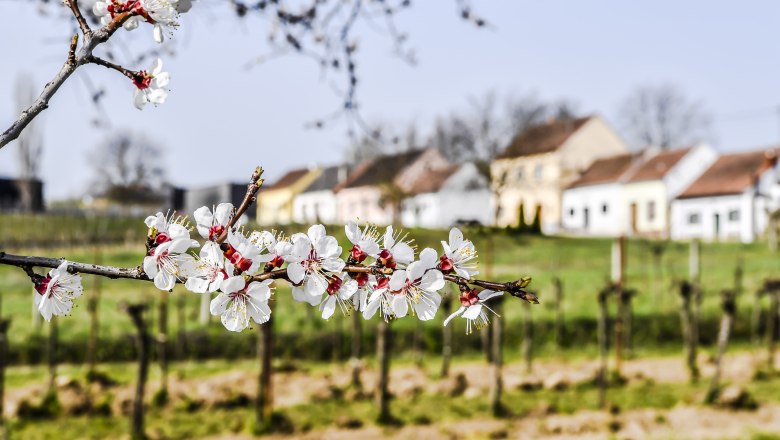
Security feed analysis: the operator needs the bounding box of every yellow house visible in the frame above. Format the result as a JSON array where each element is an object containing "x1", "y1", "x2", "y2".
[
  {"x1": 257, "y1": 167, "x2": 321, "y2": 226},
  {"x1": 491, "y1": 115, "x2": 628, "y2": 233}
]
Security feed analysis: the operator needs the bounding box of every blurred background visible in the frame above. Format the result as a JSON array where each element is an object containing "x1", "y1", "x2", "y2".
[{"x1": 2, "y1": 1, "x2": 780, "y2": 439}]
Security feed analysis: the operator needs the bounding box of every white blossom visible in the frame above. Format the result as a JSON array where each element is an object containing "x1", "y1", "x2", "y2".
[
  {"x1": 377, "y1": 225, "x2": 415, "y2": 269},
  {"x1": 133, "y1": 58, "x2": 169, "y2": 110},
  {"x1": 210, "y1": 276, "x2": 273, "y2": 332},
  {"x1": 34, "y1": 261, "x2": 83, "y2": 321},
  {"x1": 184, "y1": 241, "x2": 229, "y2": 293},
  {"x1": 193, "y1": 203, "x2": 234, "y2": 241},
  {"x1": 143, "y1": 213, "x2": 198, "y2": 290},
  {"x1": 319, "y1": 274, "x2": 358, "y2": 319},
  {"x1": 439, "y1": 227, "x2": 478, "y2": 279},
  {"x1": 225, "y1": 229, "x2": 266, "y2": 274},
  {"x1": 385, "y1": 247, "x2": 444, "y2": 320},
  {"x1": 345, "y1": 220, "x2": 380, "y2": 263},
  {"x1": 285, "y1": 225, "x2": 345, "y2": 306},
  {"x1": 249, "y1": 230, "x2": 292, "y2": 269},
  {"x1": 443, "y1": 289, "x2": 503, "y2": 334}
]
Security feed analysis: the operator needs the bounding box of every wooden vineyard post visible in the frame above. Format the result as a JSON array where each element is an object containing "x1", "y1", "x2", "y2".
[
  {"x1": 612, "y1": 236, "x2": 626, "y2": 375},
  {"x1": 553, "y1": 277, "x2": 564, "y2": 349},
  {"x1": 0, "y1": 318, "x2": 10, "y2": 440},
  {"x1": 48, "y1": 316, "x2": 58, "y2": 393},
  {"x1": 690, "y1": 240, "x2": 702, "y2": 375},
  {"x1": 351, "y1": 307, "x2": 363, "y2": 389},
  {"x1": 597, "y1": 286, "x2": 610, "y2": 409},
  {"x1": 375, "y1": 319, "x2": 393, "y2": 424},
  {"x1": 489, "y1": 295, "x2": 505, "y2": 417},
  {"x1": 256, "y1": 303, "x2": 275, "y2": 432},
  {"x1": 706, "y1": 289, "x2": 736, "y2": 403},
  {"x1": 87, "y1": 247, "x2": 102, "y2": 377},
  {"x1": 522, "y1": 300, "x2": 533, "y2": 373},
  {"x1": 679, "y1": 281, "x2": 700, "y2": 382},
  {"x1": 157, "y1": 291, "x2": 169, "y2": 401},
  {"x1": 441, "y1": 291, "x2": 453, "y2": 378},
  {"x1": 124, "y1": 304, "x2": 150, "y2": 440}
]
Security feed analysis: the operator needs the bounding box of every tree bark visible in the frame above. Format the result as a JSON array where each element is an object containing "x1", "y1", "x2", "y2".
[
  {"x1": 125, "y1": 304, "x2": 150, "y2": 440},
  {"x1": 706, "y1": 289, "x2": 736, "y2": 403},
  {"x1": 350, "y1": 308, "x2": 363, "y2": 389},
  {"x1": 375, "y1": 319, "x2": 392, "y2": 424},
  {"x1": 489, "y1": 297, "x2": 505, "y2": 417},
  {"x1": 256, "y1": 306, "x2": 274, "y2": 431},
  {"x1": 597, "y1": 288, "x2": 609, "y2": 408}
]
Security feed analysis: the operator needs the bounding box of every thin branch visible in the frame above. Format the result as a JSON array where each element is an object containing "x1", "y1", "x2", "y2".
[
  {"x1": 0, "y1": 10, "x2": 135, "y2": 151},
  {"x1": 65, "y1": 0, "x2": 92, "y2": 36},
  {"x1": 216, "y1": 166, "x2": 265, "y2": 244},
  {"x1": 67, "y1": 34, "x2": 79, "y2": 66},
  {"x1": 87, "y1": 55, "x2": 137, "y2": 80}
]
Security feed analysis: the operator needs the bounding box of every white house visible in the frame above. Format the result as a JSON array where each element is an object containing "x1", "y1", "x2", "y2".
[
  {"x1": 335, "y1": 148, "x2": 450, "y2": 225},
  {"x1": 561, "y1": 153, "x2": 640, "y2": 236},
  {"x1": 561, "y1": 144, "x2": 717, "y2": 237},
  {"x1": 400, "y1": 162, "x2": 492, "y2": 228},
  {"x1": 621, "y1": 144, "x2": 718, "y2": 237},
  {"x1": 671, "y1": 149, "x2": 779, "y2": 243},
  {"x1": 292, "y1": 165, "x2": 349, "y2": 224}
]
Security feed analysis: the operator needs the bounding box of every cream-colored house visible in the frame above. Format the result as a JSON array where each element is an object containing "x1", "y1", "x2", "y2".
[
  {"x1": 257, "y1": 167, "x2": 321, "y2": 226},
  {"x1": 491, "y1": 116, "x2": 628, "y2": 233},
  {"x1": 335, "y1": 148, "x2": 450, "y2": 225},
  {"x1": 621, "y1": 143, "x2": 717, "y2": 237}
]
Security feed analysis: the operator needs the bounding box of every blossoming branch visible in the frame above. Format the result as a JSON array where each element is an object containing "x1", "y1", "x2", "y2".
[{"x1": 0, "y1": 167, "x2": 536, "y2": 334}]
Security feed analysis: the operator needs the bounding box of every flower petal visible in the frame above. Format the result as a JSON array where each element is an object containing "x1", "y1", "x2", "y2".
[{"x1": 443, "y1": 306, "x2": 466, "y2": 326}]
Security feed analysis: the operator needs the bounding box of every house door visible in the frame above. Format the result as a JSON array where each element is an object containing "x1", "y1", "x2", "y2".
[
  {"x1": 630, "y1": 203, "x2": 638, "y2": 233},
  {"x1": 714, "y1": 213, "x2": 721, "y2": 240},
  {"x1": 583, "y1": 208, "x2": 590, "y2": 229}
]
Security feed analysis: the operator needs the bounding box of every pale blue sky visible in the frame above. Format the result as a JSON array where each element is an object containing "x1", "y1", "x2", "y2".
[{"x1": 1, "y1": 1, "x2": 779, "y2": 200}]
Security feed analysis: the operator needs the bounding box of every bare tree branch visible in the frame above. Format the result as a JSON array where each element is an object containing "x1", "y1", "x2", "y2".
[{"x1": 65, "y1": 0, "x2": 92, "y2": 36}]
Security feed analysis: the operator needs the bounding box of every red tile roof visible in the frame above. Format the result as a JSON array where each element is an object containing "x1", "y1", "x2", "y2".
[
  {"x1": 568, "y1": 153, "x2": 638, "y2": 188},
  {"x1": 266, "y1": 168, "x2": 311, "y2": 190},
  {"x1": 626, "y1": 147, "x2": 691, "y2": 182},
  {"x1": 678, "y1": 150, "x2": 776, "y2": 199},
  {"x1": 498, "y1": 116, "x2": 592, "y2": 159},
  {"x1": 338, "y1": 149, "x2": 426, "y2": 189},
  {"x1": 407, "y1": 165, "x2": 461, "y2": 194}
]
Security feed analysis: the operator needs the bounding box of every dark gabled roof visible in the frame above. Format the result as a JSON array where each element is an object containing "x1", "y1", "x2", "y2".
[
  {"x1": 678, "y1": 150, "x2": 776, "y2": 199},
  {"x1": 266, "y1": 168, "x2": 311, "y2": 190},
  {"x1": 568, "y1": 153, "x2": 637, "y2": 188},
  {"x1": 301, "y1": 165, "x2": 347, "y2": 193},
  {"x1": 626, "y1": 147, "x2": 691, "y2": 183},
  {"x1": 498, "y1": 116, "x2": 592, "y2": 159},
  {"x1": 407, "y1": 165, "x2": 461, "y2": 195},
  {"x1": 339, "y1": 149, "x2": 426, "y2": 189}
]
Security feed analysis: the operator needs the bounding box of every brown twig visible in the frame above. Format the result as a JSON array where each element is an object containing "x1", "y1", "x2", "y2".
[
  {"x1": 67, "y1": 34, "x2": 79, "y2": 66},
  {"x1": 65, "y1": 0, "x2": 92, "y2": 36},
  {"x1": 87, "y1": 55, "x2": 138, "y2": 80},
  {"x1": 216, "y1": 166, "x2": 265, "y2": 244}
]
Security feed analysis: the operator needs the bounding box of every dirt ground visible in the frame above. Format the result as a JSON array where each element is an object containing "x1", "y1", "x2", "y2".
[{"x1": 6, "y1": 350, "x2": 780, "y2": 439}]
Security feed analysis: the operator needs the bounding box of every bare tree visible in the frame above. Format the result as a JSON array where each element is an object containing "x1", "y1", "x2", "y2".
[
  {"x1": 14, "y1": 75, "x2": 44, "y2": 212},
  {"x1": 619, "y1": 83, "x2": 711, "y2": 149},
  {"x1": 89, "y1": 130, "x2": 166, "y2": 204}
]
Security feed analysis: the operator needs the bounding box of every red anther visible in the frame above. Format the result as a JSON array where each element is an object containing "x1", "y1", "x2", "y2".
[
  {"x1": 460, "y1": 289, "x2": 479, "y2": 307},
  {"x1": 208, "y1": 225, "x2": 225, "y2": 241},
  {"x1": 374, "y1": 276, "x2": 390, "y2": 290},
  {"x1": 133, "y1": 71, "x2": 153, "y2": 90},
  {"x1": 438, "y1": 254, "x2": 454, "y2": 273}
]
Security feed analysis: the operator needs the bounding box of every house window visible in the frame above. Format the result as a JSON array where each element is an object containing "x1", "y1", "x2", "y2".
[
  {"x1": 516, "y1": 167, "x2": 524, "y2": 181},
  {"x1": 688, "y1": 213, "x2": 700, "y2": 224},
  {"x1": 648, "y1": 201, "x2": 656, "y2": 221},
  {"x1": 602, "y1": 204, "x2": 608, "y2": 214},
  {"x1": 729, "y1": 210, "x2": 740, "y2": 222},
  {"x1": 534, "y1": 165, "x2": 543, "y2": 181},
  {"x1": 569, "y1": 208, "x2": 575, "y2": 217}
]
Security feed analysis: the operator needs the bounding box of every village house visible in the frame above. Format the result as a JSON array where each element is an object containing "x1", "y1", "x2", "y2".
[
  {"x1": 561, "y1": 153, "x2": 641, "y2": 236},
  {"x1": 335, "y1": 148, "x2": 450, "y2": 225},
  {"x1": 562, "y1": 144, "x2": 717, "y2": 237},
  {"x1": 292, "y1": 165, "x2": 349, "y2": 225},
  {"x1": 491, "y1": 115, "x2": 628, "y2": 234},
  {"x1": 256, "y1": 167, "x2": 321, "y2": 226},
  {"x1": 183, "y1": 182, "x2": 245, "y2": 217},
  {"x1": 620, "y1": 144, "x2": 718, "y2": 237},
  {"x1": 400, "y1": 162, "x2": 492, "y2": 228},
  {"x1": 670, "y1": 149, "x2": 780, "y2": 243}
]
